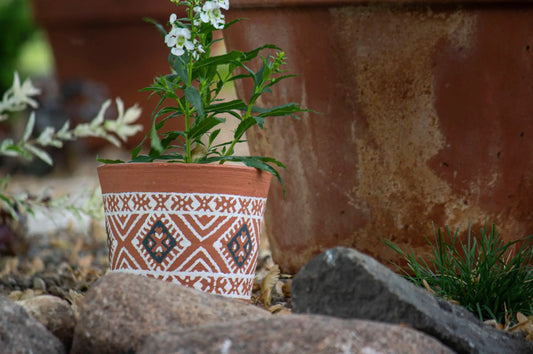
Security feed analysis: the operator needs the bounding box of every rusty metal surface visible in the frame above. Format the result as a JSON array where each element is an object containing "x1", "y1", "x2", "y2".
[{"x1": 224, "y1": 3, "x2": 533, "y2": 273}]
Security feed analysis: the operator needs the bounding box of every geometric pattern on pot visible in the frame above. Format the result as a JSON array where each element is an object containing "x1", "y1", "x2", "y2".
[
  {"x1": 102, "y1": 192, "x2": 267, "y2": 300},
  {"x1": 227, "y1": 223, "x2": 252, "y2": 268},
  {"x1": 142, "y1": 220, "x2": 178, "y2": 263}
]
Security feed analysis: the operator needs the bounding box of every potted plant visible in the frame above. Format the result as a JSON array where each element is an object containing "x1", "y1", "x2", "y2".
[{"x1": 97, "y1": 0, "x2": 309, "y2": 301}]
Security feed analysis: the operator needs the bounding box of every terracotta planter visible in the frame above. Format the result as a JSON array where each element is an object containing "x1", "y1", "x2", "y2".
[
  {"x1": 97, "y1": 163, "x2": 271, "y2": 300},
  {"x1": 31, "y1": 0, "x2": 183, "y2": 147},
  {"x1": 224, "y1": 1, "x2": 533, "y2": 273}
]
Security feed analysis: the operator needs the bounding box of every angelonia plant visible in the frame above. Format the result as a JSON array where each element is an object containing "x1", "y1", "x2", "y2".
[
  {"x1": 101, "y1": 0, "x2": 310, "y2": 191},
  {"x1": 0, "y1": 72, "x2": 143, "y2": 220}
]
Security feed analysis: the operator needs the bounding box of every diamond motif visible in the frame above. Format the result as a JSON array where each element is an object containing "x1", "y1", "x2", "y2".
[
  {"x1": 142, "y1": 220, "x2": 177, "y2": 263},
  {"x1": 227, "y1": 224, "x2": 252, "y2": 268}
]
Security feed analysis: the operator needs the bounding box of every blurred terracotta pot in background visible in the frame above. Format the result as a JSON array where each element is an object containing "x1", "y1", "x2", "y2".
[
  {"x1": 224, "y1": 0, "x2": 533, "y2": 273},
  {"x1": 31, "y1": 0, "x2": 182, "y2": 148}
]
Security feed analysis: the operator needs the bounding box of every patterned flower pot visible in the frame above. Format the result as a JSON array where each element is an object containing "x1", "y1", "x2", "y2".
[{"x1": 97, "y1": 163, "x2": 271, "y2": 300}]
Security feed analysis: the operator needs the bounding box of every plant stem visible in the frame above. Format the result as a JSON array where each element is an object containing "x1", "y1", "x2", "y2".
[
  {"x1": 225, "y1": 134, "x2": 238, "y2": 157},
  {"x1": 184, "y1": 4, "x2": 195, "y2": 163}
]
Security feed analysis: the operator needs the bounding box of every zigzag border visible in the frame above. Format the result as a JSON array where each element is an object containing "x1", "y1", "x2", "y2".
[
  {"x1": 103, "y1": 192, "x2": 267, "y2": 218},
  {"x1": 111, "y1": 269, "x2": 256, "y2": 300}
]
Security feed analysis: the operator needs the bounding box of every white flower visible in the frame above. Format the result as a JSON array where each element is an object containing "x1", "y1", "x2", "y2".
[
  {"x1": 195, "y1": 1, "x2": 225, "y2": 29},
  {"x1": 169, "y1": 13, "x2": 177, "y2": 24},
  {"x1": 215, "y1": 0, "x2": 229, "y2": 10},
  {"x1": 192, "y1": 39, "x2": 205, "y2": 60},
  {"x1": 165, "y1": 27, "x2": 194, "y2": 56}
]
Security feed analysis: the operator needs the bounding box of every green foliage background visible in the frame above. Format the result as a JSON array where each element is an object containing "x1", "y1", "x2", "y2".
[{"x1": 0, "y1": 0, "x2": 37, "y2": 92}]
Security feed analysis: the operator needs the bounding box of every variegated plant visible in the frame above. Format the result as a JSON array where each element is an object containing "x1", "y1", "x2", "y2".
[{"x1": 0, "y1": 72, "x2": 143, "y2": 220}]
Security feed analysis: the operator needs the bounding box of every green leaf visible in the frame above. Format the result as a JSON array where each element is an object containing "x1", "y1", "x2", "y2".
[
  {"x1": 150, "y1": 125, "x2": 163, "y2": 155},
  {"x1": 129, "y1": 155, "x2": 157, "y2": 163},
  {"x1": 241, "y1": 44, "x2": 280, "y2": 62},
  {"x1": 195, "y1": 44, "x2": 279, "y2": 70},
  {"x1": 1, "y1": 143, "x2": 31, "y2": 160},
  {"x1": 205, "y1": 99, "x2": 247, "y2": 114},
  {"x1": 208, "y1": 129, "x2": 221, "y2": 147},
  {"x1": 184, "y1": 86, "x2": 205, "y2": 119},
  {"x1": 0, "y1": 193, "x2": 18, "y2": 220},
  {"x1": 234, "y1": 117, "x2": 257, "y2": 140},
  {"x1": 170, "y1": 54, "x2": 188, "y2": 83},
  {"x1": 160, "y1": 131, "x2": 185, "y2": 150},
  {"x1": 97, "y1": 157, "x2": 125, "y2": 164},
  {"x1": 189, "y1": 116, "x2": 224, "y2": 140},
  {"x1": 159, "y1": 106, "x2": 184, "y2": 116},
  {"x1": 129, "y1": 153, "x2": 184, "y2": 163},
  {"x1": 224, "y1": 18, "x2": 242, "y2": 28},
  {"x1": 201, "y1": 155, "x2": 286, "y2": 197},
  {"x1": 130, "y1": 137, "x2": 145, "y2": 159},
  {"x1": 26, "y1": 145, "x2": 52, "y2": 165},
  {"x1": 228, "y1": 73, "x2": 251, "y2": 82},
  {"x1": 22, "y1": 112, "x2": 35, "y2": 142},
  {"x1": 265, "y1": 74, "x2": 298, "y2": 88},
  {"x1": 254, "y1": 57, "x2": 268, "y2": 87},
  {"x1": 255, "y1": 103, "x2": 306, "y2": 118},
  {"x1": 253, "y1": 116, "x2": 265, "y2": 129},
  {"x1": 195, "y1": 51, "x2": 243, "y2": 69},
  {"x1": 143, "y1": 17, "x2": 167, "y2": 38}
]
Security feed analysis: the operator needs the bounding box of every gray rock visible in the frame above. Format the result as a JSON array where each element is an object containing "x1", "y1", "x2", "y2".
[
  {"x1": 0, "y1": 295, "x2": 65, "y2": 354},
  {"x1": 139, "y1": 313, "x2": 455, "y2": 354},
  {"x1": 17, "y1": 295, "x2": 76, "y2": 352},
  {"x1": 71, "y1": 272, "x2": 270, "y2": 353},
  {"x1": 292, "y1": 247, "x2": 533, "y2": 354}
]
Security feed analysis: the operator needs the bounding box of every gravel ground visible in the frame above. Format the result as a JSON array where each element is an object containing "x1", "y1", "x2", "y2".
[
  {"x1": 1, "y1": 148, "x2": 291, "y2": 317},
  {"x1": 0, "y1": 194, "x2": 292, "y2": 314}
]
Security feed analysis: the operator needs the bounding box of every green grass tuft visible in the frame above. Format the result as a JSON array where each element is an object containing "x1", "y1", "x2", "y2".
[{"x1": 385, "y1": 223, "x2": 533, "y2": 325}]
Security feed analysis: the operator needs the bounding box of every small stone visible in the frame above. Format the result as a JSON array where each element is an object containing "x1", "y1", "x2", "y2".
[
  {"x1": 17, "y1": 294, "x2": 76, "y2": 351},
  {"x1": 33, "y1": 276, "x2": 47, "y2": 291},
  {"x1": 71, "y1": 272, "x2": 270, "y2": 353},
  {"x1": 0, "y1": 295, "x2": 65, "y2": 353},
  {"x1": 48, "y1": 284, "x2": 69, "y2": 299}
]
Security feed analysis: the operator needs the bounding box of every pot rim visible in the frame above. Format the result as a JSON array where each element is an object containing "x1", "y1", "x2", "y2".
[
  {"x1": 97, "y1": 162, "x2": 272, "y2": 197},
  {"x1": 97, "y1": 161, "x2": 259, "y2": 170}
]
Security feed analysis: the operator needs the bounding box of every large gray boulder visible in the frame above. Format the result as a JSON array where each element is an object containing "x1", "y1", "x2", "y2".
[
  {"x1": 0, "y1": 295, "x2": 65, "y2": 354},
  {"x1": 292, "y1": 247, "x2": 533, "y2": 354},
  {"x1": 139, "y1": 313, "x2": 455, "y2": 354},
  {"x1": 71, "y1": 272, "x2": 270, "y2": 353}
]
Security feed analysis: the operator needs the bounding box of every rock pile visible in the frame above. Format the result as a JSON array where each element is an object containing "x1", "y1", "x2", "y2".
[
  {"x1": 292, "y1": 247, "x2": 533, "y2": 354},
  {"x1": 1, "y1": 247, "x2": 532, "y2": 353}
]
